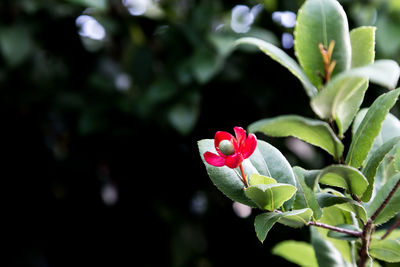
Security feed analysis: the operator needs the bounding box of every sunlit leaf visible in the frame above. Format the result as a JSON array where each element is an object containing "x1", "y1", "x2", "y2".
[
  {"x1": 350, "y1": 26, "x2": 376, "y2": 68},
  {"x1": 294, "y1": 0, "x2": 351, "y2": 88},
  {"x1": 317, "y1": 191, "x2": 367, "y2": 223},
  {"x1": 293, "y1": 167, "x2": 322, "y2": 220},
  {"x1": 272, "y1": 240, "x2": 318, "y2": 267},
  {"x1": 317, "y1": 164, "x2": 368, "y2": 198},
  {"x1": 249, "y1": 115, "x2": 344, "y2": 160},
  {"x1": 361, "y1": 137, "x2": 400, "y2": 201},
  {"x1": 346, "y1": 88, "x2": 400, "y2": 168},
  {"x1": 311, "y1": 227, "x2": 352, "y2": 267},
  {"x1": 254, "y1": 208, "x2": 312, "y2": 243},
  {"x1": 245, "y1": 183, "x2": 297, "y2": 211},
  {"x1": 369, "y1": 239, "x2": 400, "y2": 263},
  {"x1": 367, "y1": 173, "x2": 400, "y2": 225}
]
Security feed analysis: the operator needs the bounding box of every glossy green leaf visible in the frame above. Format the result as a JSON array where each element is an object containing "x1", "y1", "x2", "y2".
[
  {"x1": 353, "y1": 110, "x2": 400, "y2": 158},
  {"x1": 311, "y1": 75, "x2": 368, "y2": 137},
  {"x1": 278, "y1": 208, "x2": 313, "y2": 228},
  {"x1": 369, "y1": 239, "x2": 400, "y2": 263},
  {"x1": 294, "y1": 0, "x2": 351, "y2": 88},
  {"x1": 249, "y1": 173, "x2": 276, "y2": 186},
  {"x1": 308, "y1": 26, "x2": 375, "y2": 136},
  {"x1": 310, "y1": 60, "x2": 399, "y2": 137},
  {"x1": 327, "y1": 224, "x2": 361, "y2": 241},
  {"x1": 293, "y1": 167, "x2": 322, "y2": 220},
  {"x1": 245, "y1": 183, "x2": 297, "y2": 211},
  {"x1": 235, "y1": 37, "x2": 317, "y2": 98},
  {"x1": 254, "y1": 212, "x2": 282, "y2": 243},
  {"x1": 313, "y1": 206, "x2": 353, "y2": 264},
  {"x1": 346, "y1": 60, "x2": 400, "y2": 89},
  {"x1": 361, "y1": 137, "x2": 400, "y2": 201},
  {"x1": 272, "y1": 241, "x2": 318, "y2": 267},
  {"x1": 311, "y1": 227, "x2": 352, "y2": 267},
  {"x1": 317, "y1": 165, "x2": 369, "y2": 198},
  {"x1": 367, "y1": 173, "x2": 400, "y2": 225},
  {"x1": 346, "y1": 88, "x2": 400, "y2": 168},
  {"x1": 249, "y1": 115, "x2": 344, "y2": 160},
  {"x1": 350, "y1": 26, "x2": 376, "y2": 68},
  {"x1": 248, "y1": 139, "x2": 297, "y2": 210},
  {"x1": 374, "y1": 229, "x2": 400, "y2": 241},
  {"x1": 254, "y1": 209, "x2": 312, "y2": 243},
  {"x1": 317, "y1": 191, "x2": 367, "y2": 223}
]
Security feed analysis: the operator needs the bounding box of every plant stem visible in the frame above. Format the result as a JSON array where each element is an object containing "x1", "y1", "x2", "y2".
[
  {"x1": 358, "y1": 178, "x2": 400, "y2": 266},
  {"x1": 239, "y1": 163, "x2": 249, "y2": 188},
  {"x1": 381, "y1": 217, "x2": 400, "y2": 240},
  {"x1": 307, "y1": 221, "x2": 362, "y2": 237},
  {"x1": 370, "y1": 177, "x2": 400, "y2": 221},
  {"x1": 358, "y1": 219, "x2": 373, "y2": 267}
]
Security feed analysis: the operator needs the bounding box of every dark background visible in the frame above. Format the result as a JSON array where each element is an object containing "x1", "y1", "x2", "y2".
[{"x1": 2, "y1": 0, "x2": 400, "y2": 266}]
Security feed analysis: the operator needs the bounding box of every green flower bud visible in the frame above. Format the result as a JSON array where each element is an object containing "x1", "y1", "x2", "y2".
[{"x1": 219, "y1": 140, "x2": 235, "y2": 156}]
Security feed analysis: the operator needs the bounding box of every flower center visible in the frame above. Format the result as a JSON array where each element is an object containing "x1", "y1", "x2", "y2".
[{"x1": 219, "y1": 140, "x2": 235, "y2": 156}]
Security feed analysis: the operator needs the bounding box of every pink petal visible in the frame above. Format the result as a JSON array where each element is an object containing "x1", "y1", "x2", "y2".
[
  {"x1": 241, "y1": 133, "x2": 257, "y2": 159},
  {"x1": 234, "y1": 127, "x2": 246, "y2": 147},
  {"x1": 204, "y1": 152, "x2": 225, "y2": 167},
  {"x1": 225, "y1": 153, "x2": 243, "y2": 169}
]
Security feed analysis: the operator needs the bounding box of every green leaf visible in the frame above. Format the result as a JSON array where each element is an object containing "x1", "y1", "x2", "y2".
[
  {"x1": 369, "y1": 239, "x2": 400, "y2": 263},
  {"x1": 353, "y1": 110, "x2": 400, "y2": 157},
  {"x1": 317, "y1": 164, "x2": 369, "y2": 198},
  {"x1": 248, "y1": 139, "x2": 297, "y2": 210},
  {"x1": 254, "y1": 212, "x2": 282, "y2": 243},
  {"x1": 249, "y1": 173, "x2": 276, "y2": 186},
  {"x1": 235, "y1": 37, "x2": 317, "y2": 98},
  {"x1": 254, "y1": 209, "x2": 312, "y2": 243},
  {"x1": 311, "y1": 227, "x2": 352, "y2": 267},
  {"x1": 308, "y1": 26, "x2": 375, "y2": 136},
  {"x1": 345, "y1": 60, "x2": 400, "y2": 89},
  {"x1": 294, "y1": 0, "x2": 351, "y2": 88},
  {"x1": 361, "y1": 137, "x2": 400, "y2": 201},
  {"x1": 367, "y1": 173, "x2": 400, "y2": 225},
  {"x1": 278, "y1": 208, "x2": 313, "y2": 228},
  {"x1": 346, "y1": 88, "x2": 400, "y2": 168},
  {"x1": 310, "y1": 75, "x2": 368, "y2": 137},
  {"x1": 245, "y1": 183, "x2": 297, "y2": 211},
  {"x1": 293, "y1": 167, "x2": 323, "y2": 220},
  {"x1": 317, "y1": 191, "x2": 367, "y2": 223},
  {"x1": 272, "y1": 241, "x2": 318, "y2": 267},
  {"x1": 327, "y1": 224, "x2": 361, "y2": 241},
  {"x1": 314, "y1": 206, "x2": 354, "y2": 263},
  {"x1": 350, "y1": 26, "x2": 376, "y2": 68},
  {"x1": 374, "y1": 229, "x2": 400, "y2": 241},
  {"x1": 310, "y1": 60, "x2": 399, "y2": 137},
  {"x1": 249, "y1": 115, "x2": 344, "y2": 160}
]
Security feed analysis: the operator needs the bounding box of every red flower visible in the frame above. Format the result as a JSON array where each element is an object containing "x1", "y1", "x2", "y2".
[{"x1": 204, "y1": 127, "x2": 257, "y2": 169}]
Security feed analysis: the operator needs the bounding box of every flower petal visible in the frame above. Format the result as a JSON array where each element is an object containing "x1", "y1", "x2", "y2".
[
  {"x1": 215, "y1": 131, "x2": 238, "y2": 156},
  {"x1": 204, "y1": 152, "x2": 225, "y2": 167},
  {"x1": 225, "y1": 153, "x2": 243, "y2": 169},
  {"x1": 234, "y1": 126, "x2": 246, "y2": 147},
  {"x1": 241, "y1": 133, "x2": 257, "y2": 159}
]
